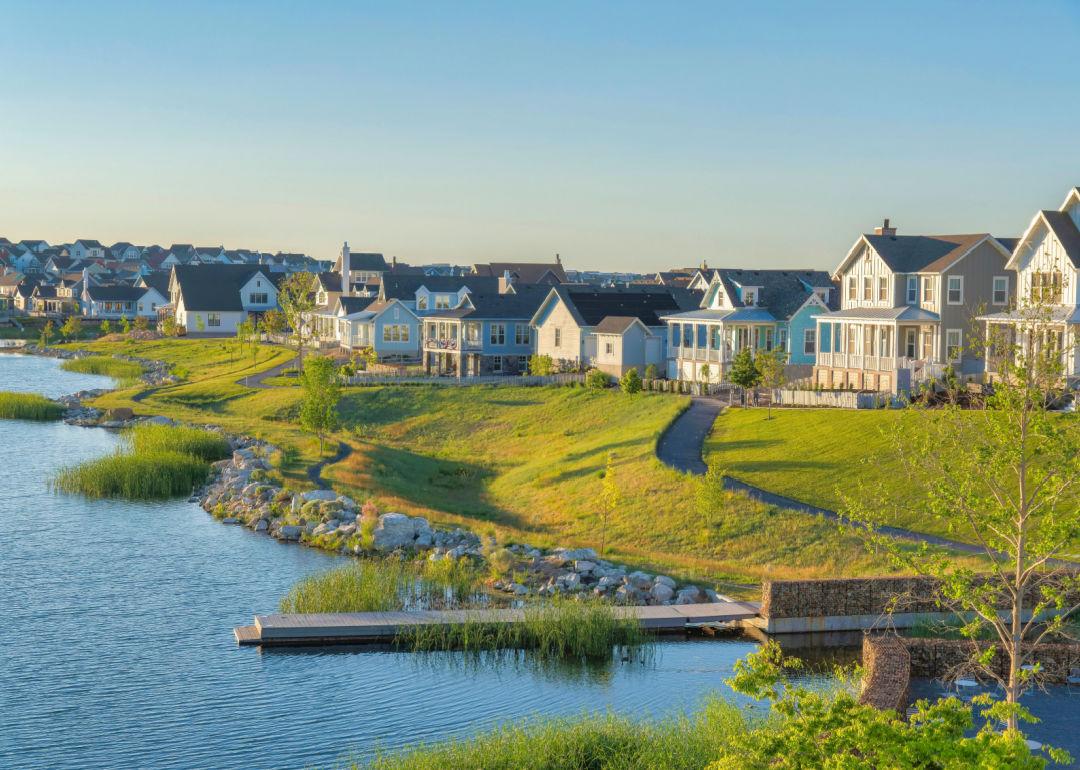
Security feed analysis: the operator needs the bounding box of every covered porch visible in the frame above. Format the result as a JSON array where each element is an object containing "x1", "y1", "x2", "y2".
[
  {"x1": 665, "y1": 309, "x2": 779, "y2": 383},
  {"x1": 981, "y1": 308, "x2": 1080, "y2": 385}
]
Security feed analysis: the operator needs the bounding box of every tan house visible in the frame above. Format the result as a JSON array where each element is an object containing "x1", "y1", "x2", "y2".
[{"x1": 813, "y1": 220, "x2": 1014, "y2": 392}]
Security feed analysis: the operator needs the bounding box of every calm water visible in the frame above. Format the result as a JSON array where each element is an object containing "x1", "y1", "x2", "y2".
[{"x1": 3, "y1": 354, "x2": 1075, "y2": 769}]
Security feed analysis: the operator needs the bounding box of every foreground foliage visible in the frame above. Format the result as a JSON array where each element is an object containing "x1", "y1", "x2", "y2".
[{"x1": 0, "y1": 391, "x2": 63, "y2": 421}]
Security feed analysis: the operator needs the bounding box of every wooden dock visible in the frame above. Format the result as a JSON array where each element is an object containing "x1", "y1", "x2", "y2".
[{"x1": 234, "y1": 601, "x2": 761, "y2": 646}]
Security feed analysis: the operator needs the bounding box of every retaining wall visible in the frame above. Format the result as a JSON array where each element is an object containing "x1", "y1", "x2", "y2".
[
  {"x1": 904, "y1": 638, "x2": 1080, "y2": 684},
  {"x1": 859, "y1": 635, "x2": 911, "y2": 711}
]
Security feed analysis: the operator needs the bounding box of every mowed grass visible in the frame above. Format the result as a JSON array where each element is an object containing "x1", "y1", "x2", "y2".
[{"x1": 0, "y1": 391, "x2": 64, "y2": 421}]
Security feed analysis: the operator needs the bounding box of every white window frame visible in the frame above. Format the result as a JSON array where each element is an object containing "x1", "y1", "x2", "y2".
[
  {"x1": 862, "y1": 276, "x2": 872, "y2": 301},
  {"x1": 906, "y1": 276, "x2": 917, "y2": 305},
  {"x1": 877, "y1": 276, "x2": 888, "y2": 302},
  {"x1": 803, "y1": 328, "x2": 816, "y2": 355},
  {"x1": 946, "y1": 275, "x2": 963, "y2": 305},
  {"x1": 946, "y1": 328, "x2": 963, "y2": 362},
  {"x1": 604, "y1": 340, "x2": 613, "y2": 355},
  {"x1": 207, "y1": 312, "x2": 221, "y2": 327},
  {"x1": 514, "y1": 323, "x2": 530, "y2": 346},
  {"x1": 416, "y1": 295, "x2": 428, "y2": 311},
  {"x1": 553, "y1": 327, "x2": 562, "y2": 348},
  {"x1": 847, "y1": 276, "x2": 856, "y2": 301},
  {"x1": 491, "y1": 355, "x2": 503, "y2": 373},
  {"x1": 490, "y1": 323, "x2": 506, "y2": 346},
  {"x1": 904, "y1": 328, "x2": 917, "y2": 358},
  {"x1": 743, "y1": 288, "x2": 756, "y2": 305},
  {"x1": 922, "y1": 276, "x2": 935, "y2": 303},
  {"x1": 992, "y1": 276, "x2": 1009, "y2": 306}
]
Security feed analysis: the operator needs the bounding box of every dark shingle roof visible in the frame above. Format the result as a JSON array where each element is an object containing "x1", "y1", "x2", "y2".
[
  {"x1": 1040, "y1": 211, "x2": 1080, "y2": 268},
  {"x1": 550, "y1": 285, "x2": 702, "y2": 327},
  {"x1": 715, "y1": 269, "x2": 838, "y2": 318},
  {"x1": 863, "y1": 233, "x2": 988, "y2": 274},
  {"x1": 75, "y1": 239, "x2": 104, "y2": 248},
  {"x1": 471, "y1": 262, "x2": 567, "y2": 283},
  {"x1": 85, "y1": 285, "x2": 148, "y2": 302},
  {"x1": 172, "y1": 264, "x2": 275, "y2": 311},
  {"x1": 338, "y1": 296, "x2": 376, "y2": 314},
  {"x1": 138, "y1": 272, "x2": 171, "y2": 296},
  {"x1": 427, "y1": 285, "x2": 550, "y2": 320},
  {"x1": 345, "y1": 252, "x2": 388, "y2": 272},
  {"x1": 594, "y1": 316, "x2": 642, "y2": 335},
  {"x1": 317, "y1": 272, "x2": 342, "y2": 292},
  {"x1": 379, "y1": 274, "x2": 500, "y2": 300}
]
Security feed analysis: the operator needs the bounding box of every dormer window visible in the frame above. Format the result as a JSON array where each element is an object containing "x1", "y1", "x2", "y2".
[
  {"x1": 743, "y1": 289, "x2": 756, "y2": 305},
  {"x1": 417, "y1": 295, "x2": 428, "y2": 311}
]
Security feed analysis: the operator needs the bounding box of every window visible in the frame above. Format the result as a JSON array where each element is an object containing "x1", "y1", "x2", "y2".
[
  {"x1": 514, "y1": 323, "x2": 530, "y2": 346},
  {"x1": 778, "y1": 328, "x2": 788, "y2": 351},
  {"x1": 249, "y1": 292, "x2": 268, "y2": 304},
  {"x1": 416, "y1": 295, "x2": 428, "y2": 311},
  {"x1": 847, "y1": 276, "x2": 856, "y2": 301},
  {"x1": 946, "y1": 329, "x2": 963, "y2": 361},
  {"x1": 946, "y1": 276, "x2": 963, "y2": 305},
  {"x1": 207, "y1": 313, "x2": 221, "y2": 327},
  {"x1": 743, "y1": 288, "x2": 756, "y2": 305},
  {"x1": 862, "y1": 276, "x2": 872, "y2": 301},
  {"x1": 491, "y1": 356, "x2": 503, "y2": 373},
  {"x1": 803, "y1": 328, "x2": 816, "y2": 355},
  {"x1": 490, "y1": 323, "x2": 506, "y2": 345},
  {"x1": 604, "y1": 341, "x2": 613, "y2": 355},
  {"x1": 382, "y1": 324, "x2": 410, "y2": 342},
  {"x1": 878, "y1": 276, "x2": 888, "y2": 302},
  {"x1": 906, "y1": 276, "x2": 917, "y2": 304},
  {"x1": 518, "y1": 355, "x2": 528, "y2": 370},
  {"x1": 465, "y1": 322, "x2": 480, "y2": 343},
  {"x1": 435, "y1": 295, "x2": 452, "y2": 309},
  {"x1": 921, "y1": 276, "x2": 935, "y2": 303},
  {"x1": 992, "y1": 276, "x2": 1009, "y2": 306},
  {"x1": 1031, "y1": 272, "x2": 1063, "y2": 303},
  {"x1": 554, "y1": 327, "x2": 562, "y2": 348},
  {"x1": 904, "y1": 329, "x2": 917, "y2": 358}
]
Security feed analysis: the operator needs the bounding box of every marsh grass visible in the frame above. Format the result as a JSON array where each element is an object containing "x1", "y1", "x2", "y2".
[
  {"x1": 279, "y1": 557, "x2": 483, "y2": 614},
  {"x1": 53, "y1": 449, "x2": 211, "y2": 499},
  {"x1": 397, "y1": 599, "x2": 651, "y2": 661},
  {"x1": 0, "y1": 391, "x2": 63, "y2": 421},
  {"x1": 52, "y1": 424, "x2": 228, "y2": 499},
  {"x1": 362, "y1": 696, "x2": 754, "y2": 770},
  {"x1": 60, "y1": 356, "x2": 144, "y2": 383}
]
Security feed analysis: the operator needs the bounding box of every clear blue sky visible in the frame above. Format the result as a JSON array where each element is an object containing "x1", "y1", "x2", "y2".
[{"x1": 1, "y1": 1, "x2": 1078, "y2": 270}]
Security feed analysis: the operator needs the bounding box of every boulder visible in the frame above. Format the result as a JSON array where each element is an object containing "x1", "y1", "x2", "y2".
[
  {"x1": 573, "y1": 560, "x2": 597, "y2": 575},
  {"x1": 302, "y1": 489, "x2": 339, "y2": 502},
  {"x1": 221, "y1": 517, "x2": 240, "y2": 525},
  {"x1": 144, "y1": 415, "x2": 174, "y2": 426},
  {"x1": 650, "y1": 583, "x2": 675, "y2": 603},
  {"x1": 106, "y1": 407, "x2": 135, "y2": 422},
  {"x1": 674, "y1": 586, "x2": 705, "y2": 605},
  {"x1": 626, "y1": 571, "x2": 653, "y2": 590},
  {"x1": 254, "y1": 519, "x2": 269, "y2": 532},
  {"x1": 277, "y1": 525, "x2": 303, "y2": 541},
  {"x1": 615, "y1": 584, "x2": 645, "y2": 605},
  {"x1": 654, "y1": 575, "x2": 676, "y2": 589},
  {"x1": 372, "y1": 513, "x2": 421, "y2": 552},
  {"x1": 553, "y1": 547, "x2": 599, "y2": 561},
  {"x1": 556, "y1": 573, "x2": 582, "y2": 592}
]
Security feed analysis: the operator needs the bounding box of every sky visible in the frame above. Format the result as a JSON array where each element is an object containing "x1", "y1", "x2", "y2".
[{"x1": 1, "y1": 1, "x2": 1078, "y2": 271}]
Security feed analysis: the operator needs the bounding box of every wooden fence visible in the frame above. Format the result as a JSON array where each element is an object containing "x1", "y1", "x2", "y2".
[
  {"x1": 770, "y1": 389, "x2": 902, "y2": 409},
  {"x1": 343, "y1": 373, "x2": 585, "y2": 388}
]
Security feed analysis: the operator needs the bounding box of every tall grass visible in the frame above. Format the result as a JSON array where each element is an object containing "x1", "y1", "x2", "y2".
[
  {"x1": 124, "y1": 423, "x2": 230, "y2": 461},
  {"x1": 279, "y1": 557, "x2": 482, "y2": 614},
  {"x1": 60, "y1": 356, "x2": 144, "y2": 382},
  {"x1": 397, "y1": 599, "x2": 651, "y2": 661},
  {"x1": 362, "y1": 697, "x2": 754, "y2": 770},
  {"x1": 0, "y1": 391, "x2": 63, "y2": 421},
  {"x1": 52, "y1": 424, "x2": 228, "y2": 500},
  {"x1": 53, "y1": 450, "x2": 212, "y2": 499}
]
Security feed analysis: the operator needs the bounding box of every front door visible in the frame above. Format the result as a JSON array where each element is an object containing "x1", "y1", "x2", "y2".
[{"x1": 904, "y1": 328, "x2": 916, "y2": 358}]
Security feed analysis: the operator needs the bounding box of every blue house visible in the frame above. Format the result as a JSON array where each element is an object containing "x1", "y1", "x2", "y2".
[{"x1": 661, "y1": 269, "x2": 838, "y2": 383}]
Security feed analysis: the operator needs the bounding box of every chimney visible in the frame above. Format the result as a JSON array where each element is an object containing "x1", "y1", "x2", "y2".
[
  {"x1": 874, "y1": 218, "x2": 897, "y2": 237},
  {"x1": 499, "y1": 269, "x2": 515, "y2": 294},
  {"x1": 340, "y1": 241, "x2": 351, "y2": 296},
  {"x1": 391, "y1": 255, "x2": 397, "y2": 270},
  {"x1": 555, "y1": 252, "x2": 562, "y2": 266},
  {"x1": 80, "y1": 267, "x2": 90, "y2": 312}
]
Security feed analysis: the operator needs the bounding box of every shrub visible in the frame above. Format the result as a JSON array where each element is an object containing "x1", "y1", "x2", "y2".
[
  {"x1": 528, "y1": 354, "x2": 554, "y2": 376},
  {"x1": 644, "y1": 363, "x2": 659, "y2": 380},
  {"x1": 53, "y1": 450, "x2": 212, "y2": 499},
  {"x1": 584, "y1": 368, "x2": 610, "y2": 389},
  {"x1": 619, "y1": 367, "x2": 642, "y2": 395},
  {"x1": 0, "y1": 392, "x2": 64, "y2": 421}
]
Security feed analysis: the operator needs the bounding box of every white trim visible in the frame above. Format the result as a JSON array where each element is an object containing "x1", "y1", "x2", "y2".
[
  {"x1": 946, "y1": 275, "x2": 964, "y2": 305},
  {"x1": 945, "y1": 328, "x2": 963, "y2": 362},
  {"x1": 906, "y1": 275, "x2": 918, "y2": 304},
  {"x1": 992, "y1": 275, "x2": 1009, "y2": 306}
]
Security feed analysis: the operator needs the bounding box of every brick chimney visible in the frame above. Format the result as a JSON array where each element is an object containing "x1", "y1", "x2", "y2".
[
  {"x1": 498, "y1": 269, "x2": 515, "y2": 294},
  {"x1": 874, "y1": 218, "x2": 897, "y2": 236},
  {"x1": 340, "y1": 241, "x2": 351, "y2": 296}
]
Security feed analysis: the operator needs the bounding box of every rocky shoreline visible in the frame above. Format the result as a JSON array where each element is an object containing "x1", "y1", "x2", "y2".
[{"x1": 39, "y1": 346, "x2": 723, "y2": 606}]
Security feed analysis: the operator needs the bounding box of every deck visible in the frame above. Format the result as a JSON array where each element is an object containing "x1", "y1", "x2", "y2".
[{"x1": 234, "y1": 601, "x2": 761, "y2": 646}]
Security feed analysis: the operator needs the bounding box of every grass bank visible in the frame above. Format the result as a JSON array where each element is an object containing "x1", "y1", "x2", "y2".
[
  {"x1": 60, "y1": 355, "x2": 144, "y2": 383},
  {"x1": 53, "y1": 423, "x2": 231, "y2": 499},
  {"x1": 0, "y1": 391, "x2": 63, "y2": 421}
]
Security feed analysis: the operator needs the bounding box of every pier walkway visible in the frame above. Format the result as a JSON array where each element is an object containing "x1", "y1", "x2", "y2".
[{"x1": 234, "y1": 601, "x2": 761, "y2": 646}]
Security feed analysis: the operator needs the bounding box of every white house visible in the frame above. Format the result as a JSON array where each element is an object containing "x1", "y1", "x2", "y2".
[
  {"x1": 169, "y1": 264, "x2": 281, "y2": 334},
  {"x1": 71, "y1": 239, "x2": 106, "y2": 261}
]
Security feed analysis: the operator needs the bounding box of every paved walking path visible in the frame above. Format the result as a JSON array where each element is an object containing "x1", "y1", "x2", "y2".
[
  {"x1": 655, "y1": 397, "x2": 997, "y2": 556},
  {"x1": 236, "y1": 356, "x2": 298, "y2": 389}
]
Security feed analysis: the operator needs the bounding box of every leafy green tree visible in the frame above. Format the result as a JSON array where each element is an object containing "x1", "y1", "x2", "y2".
[
  {"x1": 278, "y1": 271, "x2": 317, "y2": 372},
  {"x1": 133, "y1": 315, "x2": 149, "y2": 332},
  {"x1": 60, "y1": 315, "x2": 81, "y2": 340},
  {"x1": 39, "y1": 319, "x2": 54, "y2": 348},
  {"x1": 528, "y1": 354, "x2": 554, "y2": 376},
  {"x1": 299, "y1": 355, "x2": 341, "y2": 455},
  {"x1": 728, "y1": 348, "x2": 760, "y2": 403},
  {"x1": 756, "y1": 348, "x2": 788, "y2": 418},
  {"x1": 695, "y1": 462, "x2": 727, "y2": 545},
  {"x1": 260, "y1": 308, "x2": 287, "y2": 340},
  {"x1": 249, "y1": 318, "x2": 263, "y2": 363},
  {"x1": 699, "y1": 363, "x2": 711, "y2": 386},
  {"x1": 119, "y1": 316, "x2": 131, "y2": 335},
  {"x1": 644, "y1": 363, "x2": 659, "y2": 380},
  {"x1": 842, "y1": 298, "x2": 1080, "y2": 731},
  {"x1": 619, "y1": 367, "x2": 642, "y2": 395},
  {"x1": 234, "y1": 317, "x2": 254, "y2": 360},
  {"x1": 194, "y1": 314, "x2": 205, "y2": 333},
  {"x1": 160, "y1": 315, "x2": 179, "y2": 337},
  {"x1": 99, "y1": 319, "x2": 111, "y2": 336},
  {"x1": 598, "y1": 452, "x2": 620, "y2": 558}
]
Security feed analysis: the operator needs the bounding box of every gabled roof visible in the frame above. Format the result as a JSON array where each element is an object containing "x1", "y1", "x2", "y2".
[
  {"x1": 317, "y1": 272, "x2": 342, "y2": 292},
  {"x1": 75, "y1": 239, "x2": 104, "y2": 249},
  {"x1": 337, "y1": 296, "x2": 377, "y2": 315},
  {"x1": 471, "y1": 261, "x2": 567, "y2": 284},
  {"x1": 856, "y1": 233, "x2": 993, "y2": 275},
  {"x1": 85, "y1": 284, "x2": 149, "y2": 302},
  {"x1": 595, "y1": 316, "x2": 651, "y2": 335},
  {"x1": 533, "y1": 284, "x2": 702, "y2": 328},
  {"x1": 137, "y1": 272, "x2": 171, "y2": 296},
  {"x1": 338, "y1": 252, "x2": 388, "y2": 272},
  {"x1": 172, "y1": 264, "x2": 276, "y2": 311},
  {"x1": 379, "y1": 274, "x2": 500, "y2": 301},
  {"x1": 711, "y1": 268, "x2": 839, "y2": 319},
  {"x1": 1040, "y1": 210, "x2": 1080, "y2": 268},
  {"x1": 426, "y1": 284, "x2": 550, "y2": 320},
  {"x1": 814, "y1": 305, "x2": 940, "y2": 322}
]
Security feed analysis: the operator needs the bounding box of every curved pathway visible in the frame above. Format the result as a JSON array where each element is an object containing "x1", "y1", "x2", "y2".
[
  {"x1": 306, "y1": 441, "x2": 353, "y2": 490},
  {"x1": 236, "y1": 356, "x2": 298, "y2": 389},
  {"x1": 657, "y1": 397, "x2": 997, "y2": 556}
]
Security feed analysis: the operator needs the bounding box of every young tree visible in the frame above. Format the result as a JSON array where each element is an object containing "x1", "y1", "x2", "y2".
[
  {"x1": 699, "y1": 363, "x2": 711, "y2": 388},
  {"x1": 100, "y1": 319, "x2": 111, "y2": 336},
  {"x1": 585, "y1": 368, "x2": 610, "y2": 389},
  {"x1": 728, "y1": 348, "x2": 760, "y2": 404},
  {"x1": 278, "y1": 271, "x2": 317, "y2": 372},
  {"x1": 133, "y1": 315, "x2": 149, "y2": 333},
  {"x1": 234, "y1": 317, "x2": 254, "y2": 360},
  {"x1": 841, "y1": 299, "x2": 1080, "y2": 732},
  {"x1": 598, "y1": 452, "x2": 620, "y2": 558},
  {"x1": 260, "y1": 308, "x2": 287, "y2": 341},
  {"x1": 60, "y1": 315, "x2": 81, "y2": 341},
  {"x1": 160, "y1": 315, "x2": 179, "y2": 337},
  {"x1": 756, "y1": 348, "x2": 788, "y2": 419},
  {"x1": 249, "y1": 318, "x2": 263, "y2": 363},
  {"x1": 299, "y1": 355, "x2": 341, "y2": 455},
  {"x1": 644, "y1": 363, "x2": 659, "y2": 380},
  {"x1": 696, "y1": 462, "x2": 727, "y2": 546},
  {"x1": 619, "y1": 367, "x2": 642, "y2": 395},
  {"x1": 39, "y1": 319, "x2": 54, "y2": 348},
  {"x1": 119, "y1": 316, "x2": 131, "y2": 335},
  {"x1": 194, "y1": 314, "x2": 205, "y2": 334}
]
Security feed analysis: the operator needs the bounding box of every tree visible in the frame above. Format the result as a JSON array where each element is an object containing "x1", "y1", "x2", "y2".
[
  {"x1": 60, "y1": 315, "x2": 81, "y2": 341},
  {"x1": 133, "y1": 315, "x2": 149, "y2": 332},
  {"x1": 249, "y1": 318, "x2": 263, "y2": 363},
  {"x1": 529, "y1": 354, "x2": 554, "y2": 376},
  {"x1": 39, "y1": 319, "x2": 54, "y2": 348},
  {"x1": 699, "y1": 363, "x2": 711, "y2": 387},
  {"x1": 299, "y1": 355, "x2": 341, "y2": 455},
  {"x1": 260, "y1": 308, "x2": 287, "y2": 341},
  {"x1": 696, "y1": 462, "x2": 727, "y2": 546},
  {"x1": 841, "y1": 298, "x2": 1080, "y2": 732},
  {"x1": 756, "y1": 348, "x2": 788, "y2": 419},
  {"x1": 728, "y1": 348, "x2": 760, "y2": 404},
  {"x1": 619, "y1": 367, "x2": 642, "y2": 395},
  {"x1": 194, "y1": 314, "x2": 205, "y2": 334},
  {"x1": 160, "y1": 315, "x2": 179, "y2": 337},
  {"x1": 278, "y1": 271, "x2": 317, "y2": 372},
  {"x1": 119, "y1": 316, "x2": 131, "y2": 335},
  {"x1": 644, "y1": 363, "x2": 659, "y2": 380},
  {"x1": 100, "y1": 319, "x2": 111, "y2": 336},
  {"x1": 234, "y1": 317, "x2": 254, "y2": 360},
  {"x1": 598, "y1": 452, "x2": 620, "y2": 558}
]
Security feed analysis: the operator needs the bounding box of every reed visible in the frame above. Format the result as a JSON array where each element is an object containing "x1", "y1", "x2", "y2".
[
  {"x1": 60, "y1": 356, "x2": 144, "y2": 382},
  {"x1": 52, "y1": 449, "x2": 211, "y2": 499},
  {"x1": 397, "y1": 599, "x2": 651, "y2": 661},
  {"x1": 362, "y1": 696, "x2": 753, "y2": 770},
  {"x1": 0, "y1": 391, "x2": 63, "y2": 421},
  {"x1": 124, "y1": 423, "x2": 231, "y2": 462}
]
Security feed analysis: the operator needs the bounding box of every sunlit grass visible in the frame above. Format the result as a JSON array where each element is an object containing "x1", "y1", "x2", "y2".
[
  {"x1": 60, "y1": 355, "x2": 144, "y2": 383},
  {"x1": 0, "y1": 391, "x2": 63, "y2": 421}
]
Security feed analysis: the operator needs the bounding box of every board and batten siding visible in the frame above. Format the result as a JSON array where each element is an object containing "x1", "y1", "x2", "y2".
[
  {"x1": 786, "y1": 303, "x2": 822, "y2": 366},
  {"x1": 533, "y1": 298, "x2": 586, "y2": 366},
  {"x1": 939, "y1": 239, "x2": 1011, "y2": 376},
  {"x1": 372, "y1": 304, "x2": 421, "y2": 357}
]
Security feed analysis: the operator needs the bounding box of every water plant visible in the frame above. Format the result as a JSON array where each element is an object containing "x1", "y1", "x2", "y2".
[
  {"x1": 0, "y1": 391, "x2": 64, "y2": 421},
  {"x1": 52, "y1": 449, "x2": 212, "y2": 499},
  {"x1": 125, "y1": 423, "x2": 230, "y2": 461},
  {"x1": 60, "y1": 356, "x2": 144, "y2": 383}
]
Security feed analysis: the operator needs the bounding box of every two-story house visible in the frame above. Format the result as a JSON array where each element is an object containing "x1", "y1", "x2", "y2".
[
  {"x1": 661, "y1": 269, "x2": 837, "y2": 383},
  {"x1": 422, "y1": 286, "x2": 549, "y2": 376},
  {"x1": 813, "y1": 220, "x2": 1014, "y2": 392},
  {"x1": 981, "y1": 187, "x2": 1080, "y2": 388},
  {"x1": 71, "y1": 239, "x2": 106, "y2": 261},
  {"x1": 168, "y1": 264, "x2": 280, "y2": 333}
]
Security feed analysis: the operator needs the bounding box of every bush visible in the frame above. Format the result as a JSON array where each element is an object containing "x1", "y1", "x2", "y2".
[
  {"x1": 644, "y1": 363, "x2": 659, "y2": 380},
  {"x1": 619, "y1": 367, "x2": 642, "y2": 395},
  {"x1": 0, "y1": 391, "x2": 64, "y2": 421},
  {"x1": 585, "y1": 368, "x2": 610, "y2": 389},
  {"x1": 528, "y1": 354, "x2": 554, "y2": 376}
]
